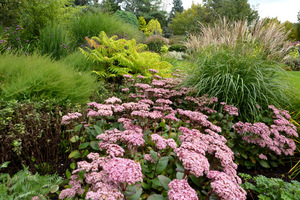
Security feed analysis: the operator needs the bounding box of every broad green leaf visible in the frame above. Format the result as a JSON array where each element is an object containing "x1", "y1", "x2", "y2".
[
  {"x1": 94, "y1": 125, "x2": 103, "y2": 135},
  {"x1": 175, "y1": 163, "x2": 184, "y2": 172},
  {"x1": 142, "y1": 182, "x2": 151, "y2": 190},
  {"x1": 128, "y1": 188, "x2": 142, "y2": 200},
  {"x1": 156, "y1": 157, "x2": 169, "y2": 173},
  {"x1": 190, "y1": 175, "x2": 201, "y2": 187},
  {"x1": 49, "y1": 185, "x2": 59, "y2": 193},
  {"x1": 79, "y1": 142, "x2": 90, "y2": 149},
  {"x1": 147, "y1": 194, "x2": 164, "y2": 200},
  {"x1": 70, "y1": 135, "x2": 79, "y2": 143},
  {"x1": 79, "y1": 170, "x2": 85, "y2": 180},
  {"x1": 158, "y1": 175, "x2": 171, "y2": 190},
  {"x1": 259, "y1": 160, "x2": 270, "y2": 168},
  {"x1": 70, "y1": 162, "x2": 76, "y2": 170},
  {"x1": 66, "y1": 169, "x2": 71, "y2": 179},
  {"x1": 150, "y1": 150, "x2": 158, "y2": 162},
  {"x1": 68, "y1": 150, "x2": 81, "y2": 159},
  {"x1": 90, "y1": 141, "x2": 100, "y2": 150},
  {"x1": 176, "y1": 172, "x2": 184, "y2": 180},
  {"x1": 74, "y1": 124, "x2": 82, "y2": 132},
  {"x1": 151, "y1": 178, "x2": 162, "y2": 189}
]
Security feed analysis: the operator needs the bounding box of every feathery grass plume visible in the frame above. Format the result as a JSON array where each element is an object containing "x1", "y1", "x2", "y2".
[{"x1": 185, "y1": 18, "x2": 292, "y2": 61}]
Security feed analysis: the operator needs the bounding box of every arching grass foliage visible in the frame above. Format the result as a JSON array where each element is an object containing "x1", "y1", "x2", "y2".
[{"x1": 0, "y1": 53, "x2": 97, "y2": 103}]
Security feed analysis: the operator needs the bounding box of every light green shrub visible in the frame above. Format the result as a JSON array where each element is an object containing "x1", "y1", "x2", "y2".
[
  {"x1": 62, "y1": 50, "x2": 95, "y2": 71},
  {"x1": 0, "y1": 53, "x2": 97, "y2": 103}
]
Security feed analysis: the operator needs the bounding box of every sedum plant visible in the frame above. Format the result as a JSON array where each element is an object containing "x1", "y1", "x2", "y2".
[
  {"x1": 59, "y1": 70, "x2": 248, "y2": 200},
  {"x1": 79, "y1": 31, "x2": 172, "y2": 81}
]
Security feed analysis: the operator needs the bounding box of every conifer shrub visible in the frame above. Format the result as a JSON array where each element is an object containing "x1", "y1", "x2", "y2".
[
  {"x1": 114, "y1": 10, "x2": 139, "y2": 29},
  {"x1": 0, "y1": 53, "x2": 97, "y2": 103}
]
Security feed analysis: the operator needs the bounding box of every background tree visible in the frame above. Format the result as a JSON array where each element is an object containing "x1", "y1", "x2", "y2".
[
  {"x1": 100, "y1": 0, "x2": 120, "y2": 13},
  {"x1": 169, "y1": 3, "x2": 214, "y2": 35},
  {"x1": 114, "y1": 10, "x2": 139, "y2": 28},
  {"x1": 168, "y1": 0, "x2": 184, "y2": 22},
  {"x1": 203, "y1": 0, "x2": 259, "y2": 23},
  {"x1": 119, "y1": 0, "x2": 167, "y2": 27},
  {"x1": 0, "y1": 0, "x2": 22, "y2": 26}
]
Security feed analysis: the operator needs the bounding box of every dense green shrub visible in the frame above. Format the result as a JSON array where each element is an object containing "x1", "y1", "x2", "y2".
[
  {"x1": 240, "y1": 173, "x2": 300, "y2": 200},
  {"x1": 182, "y1": 45, "x2": 292, "y2": 120},
  {"x1": 38, "y1": 23, "x2": 72, "y2": 60},
  {"x1": 168, "y1": 44, "x2": 187, "y2": 52},
  {"x1": 70, "y1": 12, "x2": 145, "y2": 46},
  {"x1": 0, "y1": 53, "x2": 97, "y2": 103},
  {"x1": 0, "y1": 165, "x2": 62, "y2": 199},
  {"x1": 18, "y1": 0, "x2": 81, "y2": 39},
  {"x1": 114, "y1": 10, "x2": 139, "y2": 28},
  {"x1": 145, "y1": 35, "x2": 169, "y2": 53}
]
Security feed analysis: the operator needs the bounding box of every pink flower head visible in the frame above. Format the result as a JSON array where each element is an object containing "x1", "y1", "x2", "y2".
[
  {"x1": 148, "y1": 69, "x2": 159, "y2": 73},
  {"x1": 122, "y1": 88, "x2": 129, "y2": 92},
  {"x1": 135, "y1": 83, "x2": 151, "y2": 90},
  {"x1": 207, "y1": 171, "x2": 247, "y2": 200},
  {"x1": 123, "y1": 74, "x2": 132, "y2": 78},
  {"x1": 258, "y1": 153, "x2": 268, "y2": 160},
  {"x1": 61, "y1": 112, "x2": 82, "y2": 124},
  {"x1": 153, "y1": 74, "x2": 162, "y2": 79},
  {"x1": 105, "y1": 97, "x2": 122, "y2": 104},
  {"x1": 168, "y1": 179, "x2": 198, "y2": 200},
  {"x1": 156, "y1": 98, "x2": 173, "y2": 105},
  {"x1": 103, "y1": 158, "x2": 143, "y2": 185},
  {"x1": 137, "y1": 75, "x2": 145, "y2": 79}
]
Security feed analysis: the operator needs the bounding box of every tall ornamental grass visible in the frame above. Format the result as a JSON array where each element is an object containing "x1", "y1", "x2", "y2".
[
  {"x1": 0, "y1": 53, "x2": 97, "y2": 103},
  {"x1": 70, "y1": 12, "x2": 145, "y2": 46},
  {"x1": 182, "y1": 45, "x2": 292, "y2": 120},
  {"x1": 185, "y1": 18, "x2": 292, "y2": 61},
  {"x1": 38, "y1": 23, "x2": 72, "y2": 60}
]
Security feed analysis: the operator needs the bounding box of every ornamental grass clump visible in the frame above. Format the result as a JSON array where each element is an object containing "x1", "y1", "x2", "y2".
[
  {"x1": 60, "y1": 69, "x2": 248, "y2": 200},
  {"x1": 181, "y1": 45, "x2": 292, "y2": 121}
]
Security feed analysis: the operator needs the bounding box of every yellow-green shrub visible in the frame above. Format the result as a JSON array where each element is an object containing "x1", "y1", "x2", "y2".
[{"x1": 79, "y1": 31, "x2": 172, "y2": 80}]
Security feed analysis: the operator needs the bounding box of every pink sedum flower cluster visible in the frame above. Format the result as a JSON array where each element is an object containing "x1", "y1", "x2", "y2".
[
  {"x1": 168, "y1": 179, "x2": 198, "y2": 200},
  {"x1": 61, "y1": 112, "x2": 82, "y2": 125},
  {"x1": 103, "y1": 157, "x2": 143, "y2": 185},
  {"x1": 60, "y1": 153, "x2": 143, "y2": 200},
  {"x1": 233, "y1": 105, "x2": 298, "y2": 156},
  {"x1": 207, "y1": 171, "x2": 247, "y2": 200}
]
